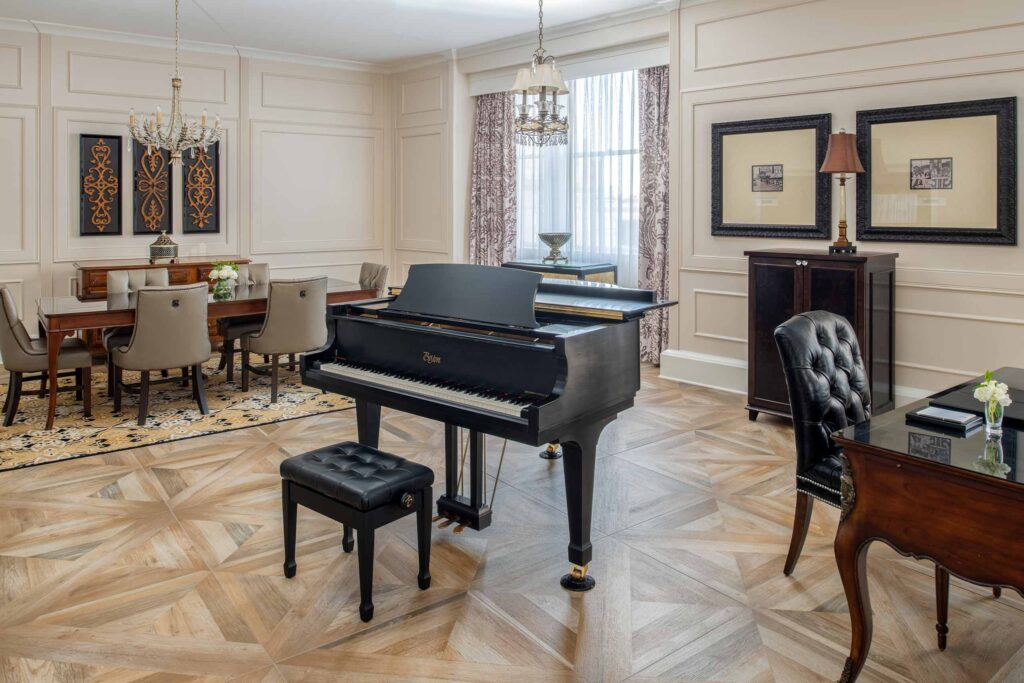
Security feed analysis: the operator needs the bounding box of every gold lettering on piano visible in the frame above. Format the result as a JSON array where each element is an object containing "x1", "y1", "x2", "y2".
[{"x1": 422, "y1": 351, "x2": 442, "y2": 365}]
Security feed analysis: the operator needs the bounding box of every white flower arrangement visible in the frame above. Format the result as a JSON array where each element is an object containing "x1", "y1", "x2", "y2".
[
  {"x1": 974, "y1": 372, "x2": 1013, "y2": 408},
  {"x1": 208, "y1": 263, "x2": 239, "y2": 282}
]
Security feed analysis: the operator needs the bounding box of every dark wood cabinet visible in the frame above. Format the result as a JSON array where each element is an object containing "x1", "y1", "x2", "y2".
[{"x1": 745, "y1": 248, "x2": 897, "y2": 421}]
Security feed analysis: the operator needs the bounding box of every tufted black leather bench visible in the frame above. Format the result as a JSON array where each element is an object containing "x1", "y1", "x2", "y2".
[{"x1": 280, "y1": 441, "x2": 434, "y2": 622}]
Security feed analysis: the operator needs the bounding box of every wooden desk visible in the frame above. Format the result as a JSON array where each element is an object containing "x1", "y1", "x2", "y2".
[
  {"x1": 37, "y1": 280, "x2": 375, "y2": 430},
  {"x1": 832, "y1": 375, "x2": 1023, "y2": 682}
]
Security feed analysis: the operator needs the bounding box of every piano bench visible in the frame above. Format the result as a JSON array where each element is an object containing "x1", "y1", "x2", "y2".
[{"x1": 280, "y1": 442, "x2": 435, "y2": 622}]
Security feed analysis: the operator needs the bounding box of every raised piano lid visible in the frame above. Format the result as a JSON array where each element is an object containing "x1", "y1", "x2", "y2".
[{"x1": 390, "y1": 263, "x2": 542, "y2": 329}]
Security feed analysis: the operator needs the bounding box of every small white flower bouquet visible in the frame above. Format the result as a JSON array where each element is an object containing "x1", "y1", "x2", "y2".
[
  {"x1": 209, "y1": 261, "x2": 239, "y2": 300},
  {"x1": 208, "y1": 262, "x2": 239, "y2": 283},
  {"x1": 974, "y1": 370, "x2": 1012, "y2": 435}
]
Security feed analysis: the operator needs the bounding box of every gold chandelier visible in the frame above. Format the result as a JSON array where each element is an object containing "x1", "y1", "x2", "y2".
[
  {"x1": 127, "y1": 0, "x2": 222, "y2": 164},
  {"x1": 512, "y1": 0, "x2": 568, "y2": 146}
]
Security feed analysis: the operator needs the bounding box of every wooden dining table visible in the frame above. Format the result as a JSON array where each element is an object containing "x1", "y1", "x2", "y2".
[{"x1": 36, "y1": 278, "x2": 376, "y2": 430}]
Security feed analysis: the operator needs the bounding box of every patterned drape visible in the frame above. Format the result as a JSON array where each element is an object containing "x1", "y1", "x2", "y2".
[
  {"x1": 469, "y1": 92, "x2": 517, "y2": 266},
  {"x1": 638, "y1": 66, "x2": 671, "y2": 364}
]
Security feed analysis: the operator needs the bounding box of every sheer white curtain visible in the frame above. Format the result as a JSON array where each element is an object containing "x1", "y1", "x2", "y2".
[{"x1": 516, "y1": 70, "x2": 641, "y2": 285}]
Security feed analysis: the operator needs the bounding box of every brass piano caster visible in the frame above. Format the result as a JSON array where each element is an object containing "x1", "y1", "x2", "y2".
[
  {"x1": 560, "y1": 563, "x2": 596, "y2": 592},
  {"x1": 539, "y1": 442, "x2": 562, "y2": 460}
]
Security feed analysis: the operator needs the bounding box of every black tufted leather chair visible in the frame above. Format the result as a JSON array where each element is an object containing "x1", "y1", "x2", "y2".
[{"x1": 774, "y1": 310, "x2": 871, "y2": 576}]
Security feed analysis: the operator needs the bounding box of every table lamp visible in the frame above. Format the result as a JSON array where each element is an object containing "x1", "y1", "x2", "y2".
[{"x1": 819, "y1": 129, "x2": 864, "y2": 254}]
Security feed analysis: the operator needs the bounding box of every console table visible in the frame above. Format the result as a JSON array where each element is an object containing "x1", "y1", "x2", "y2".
[
  {"x1": 74, "y1": 257, "x2": 251, "y2": 300},
  {"x1": 832, "y1": 370, "x2": 1023, "y2": 681},
  {"x1": 502, "y1": 260, "x2": 617, "y2": 284}
]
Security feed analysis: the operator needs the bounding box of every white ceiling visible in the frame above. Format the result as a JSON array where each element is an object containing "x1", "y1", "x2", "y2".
[{"x1": 0, "y1": 0, "x2": 671, "y2": 63}]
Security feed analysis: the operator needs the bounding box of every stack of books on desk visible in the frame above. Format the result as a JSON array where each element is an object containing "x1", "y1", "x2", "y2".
[{"x1": 906, "y1": 405, "x2": 984, "y2": 435}]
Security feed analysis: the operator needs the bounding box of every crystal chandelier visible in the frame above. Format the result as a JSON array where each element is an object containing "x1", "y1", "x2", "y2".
[
  {"x1": 127, "y1": 0, "x2": 222, "y2": 164},
  {"x1": 512, "y1": 0, "x2": 569, "y2": 146}
]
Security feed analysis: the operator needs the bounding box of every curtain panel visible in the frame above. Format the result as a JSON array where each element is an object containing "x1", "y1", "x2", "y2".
[
  {"x1": 469, "y1": 92, "x2": 517, "y2": 266},
  {"x1": 638, "y1": 65, "x2": 670, "y2": 364}
]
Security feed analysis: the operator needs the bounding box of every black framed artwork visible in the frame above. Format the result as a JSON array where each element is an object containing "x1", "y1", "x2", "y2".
[
  {"x1": 79, "y1": 134, "x2": 122, "y2": 236},
  {"x1": 856, "y1": 97, "x2": 1016, "y2": 245},
  {"x1": 132, "y1": 146, "x2": 173, "y2": 235},
  {"x1": 182, "y1": 142, "x2": 220, "y2": 234},
  {"x1": 711, "y1": 113, "x2": 831, "y2": 239}
]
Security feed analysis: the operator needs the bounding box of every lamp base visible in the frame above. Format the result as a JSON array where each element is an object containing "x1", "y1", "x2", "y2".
[{"x1": 829, "y1": 244, "x2": 857, "y2": 254}]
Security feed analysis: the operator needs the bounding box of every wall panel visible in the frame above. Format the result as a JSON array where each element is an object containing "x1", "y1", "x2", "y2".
[
  {"x1": 250, "y1": 123, "x2": 383, "y2": 254},
  {"x1": 664, "y1": 0, "x2": 1024, "y2": 397}
]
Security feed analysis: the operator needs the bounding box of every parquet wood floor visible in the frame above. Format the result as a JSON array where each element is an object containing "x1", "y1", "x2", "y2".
[{"x1": 2, "y1": 366, "x2": 1023, "y2": 682}]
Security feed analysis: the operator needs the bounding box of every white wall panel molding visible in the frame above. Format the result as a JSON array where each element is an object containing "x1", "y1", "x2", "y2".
[
  {"x1": 0, "y1": 28, "x2": 39, "y2": 106},
  {"x1": 50, "y1": 36, "x2": 240, "y2": 115},
  {"x1": 394, "y1": 64, "x2": 449, "y2": 129},
  {"x1": 692, "y1": 288, "x2": 747, "y2": 344},
  {"x1": 394, "y1": 124, "x2": 449, "y2": 254},
  {"x1": 685, "y1": 0, "x2": 1024, "y2": 89},
  {"x1": 250, "y1": 121, "x2": 384, "y2": 255},
  {"x1": 53, "y1": 108, "x2": 238, "y2": 262},
  {"x1": 0, "y1": 106, "x2": 38, "y2": 264},
  {"x1": 247, "y1": 59, "x2": 385, "y2": 128}
]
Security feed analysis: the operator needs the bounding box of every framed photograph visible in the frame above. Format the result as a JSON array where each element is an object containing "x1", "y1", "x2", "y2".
[
  {"x1": 752, "y1": 164, "x2": 783, "y2": 192},
  {"x1": 712, "y1": 113, "x2": 831, "y2": 239},
  {"x1": 79, "y1": 134, "x2": 122, "y2": 236},
  {"x1": 856, "y1": 97, "x2": 1016, "y2": 245},
  {"x1": 182, "y1": 142, "x2": 220, "y2": 234}
]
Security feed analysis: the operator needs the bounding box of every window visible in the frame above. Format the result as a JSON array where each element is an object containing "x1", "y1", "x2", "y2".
[{"x1": 516, "y1": 70, "x2": 641, "y2": 285}]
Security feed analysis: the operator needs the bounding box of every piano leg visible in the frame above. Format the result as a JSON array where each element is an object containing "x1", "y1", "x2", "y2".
[
  {"x1": 355, "y1": 399, "x2": 381, "y2": 448},
  {"x1": 560, "y1": 417, "x2": 612, "y2": 592}
]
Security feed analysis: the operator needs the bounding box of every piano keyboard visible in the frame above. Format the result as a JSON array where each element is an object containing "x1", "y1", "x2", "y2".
[{"x1": 318, "y1": 362, "x2": 534, "y2": 418}]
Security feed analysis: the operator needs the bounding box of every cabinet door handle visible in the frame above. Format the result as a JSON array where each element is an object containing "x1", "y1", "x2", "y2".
[
  {"x1": 795, "y1": 260, "x2": 802, "y2": 266},
  {"x1": 801, "y1": 260, "x2": 809, "y2": 266}
]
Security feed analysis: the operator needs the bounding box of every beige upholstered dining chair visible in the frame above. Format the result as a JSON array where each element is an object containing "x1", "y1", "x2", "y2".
[
  {"x1": 241, "y1": 277, "x2": 328, "y2": 403},
  {"x1": 110, "y1": 283, "x2": 212, "y2": 426},
  {"x1": 217, "y1": 263, "x2": 270, "y2": 382},
  {"x1": 1, "y1": 287, "x2": 92, "y2": 426},
  {"x1": 359, "y1": 262, "x2": 388, "y2": 296},
  {"x1": 103, "y1": 268, "x2": 171, "y2": 396}
]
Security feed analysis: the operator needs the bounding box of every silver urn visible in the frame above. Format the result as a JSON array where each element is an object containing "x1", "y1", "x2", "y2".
[{"x1": 538, "y1": 232, "x2": 572, "y2": 264}]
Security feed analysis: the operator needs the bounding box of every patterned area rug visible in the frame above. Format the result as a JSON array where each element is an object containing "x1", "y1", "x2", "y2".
[{"x1": 0, "y1": 358, "x2": 353, "y2": 471}]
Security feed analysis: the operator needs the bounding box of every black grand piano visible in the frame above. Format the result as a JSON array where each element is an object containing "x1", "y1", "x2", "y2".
[{"x1": 301, "y1": 263, "x2": 675, "y2": 591}]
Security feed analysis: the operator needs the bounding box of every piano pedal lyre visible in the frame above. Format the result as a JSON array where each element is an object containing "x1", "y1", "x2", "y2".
[{"x1": 560, "y1": 563, "x2": 596, "y2": 592}]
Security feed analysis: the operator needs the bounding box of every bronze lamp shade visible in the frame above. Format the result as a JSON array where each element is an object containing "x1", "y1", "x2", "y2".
[{"x1": 819, "y1": 130, "x2": 864, "y2": 253}]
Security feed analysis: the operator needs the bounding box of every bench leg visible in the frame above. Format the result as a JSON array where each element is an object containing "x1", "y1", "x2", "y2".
[
  {"x1": 282, "y1": 480, "x2": 297, "y2": 578},
  {"x1": 417, "y1": 487, "x2": 432, "y2": 590},
  {"x1": 342, "y1": 525, "x2": 354, "y2": 553},
  {"x1": 357, "y1": 524, "x2": 375, "y2": 622}
]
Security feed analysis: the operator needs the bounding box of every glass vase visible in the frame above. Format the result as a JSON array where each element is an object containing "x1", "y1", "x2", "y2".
[
  {"x1": 985, "y1": 400, "x2": 1005, "y2": 438},
  {"x1": 212, "y1": 279, "x2": 233, "y2": 302}
]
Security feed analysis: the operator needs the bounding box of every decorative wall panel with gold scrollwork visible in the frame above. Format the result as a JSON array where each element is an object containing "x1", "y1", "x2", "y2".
[
  {"x1": 182, "y1": 142, "x2": 220, "y2": 234},
  {"x1": 132, "y1": 146, "x2": 173, "y2": 235},
  {"x1": 80, "y1": 135, "x2": 122, "y2": 236}
]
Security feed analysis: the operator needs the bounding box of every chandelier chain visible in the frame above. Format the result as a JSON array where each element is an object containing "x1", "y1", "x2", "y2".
[
  {"x1": 536, "y1": 0, "x2": 544, "y2": 58},
  {"x1": 174, "y1": 0, "x2": 180, "y2": 78}
]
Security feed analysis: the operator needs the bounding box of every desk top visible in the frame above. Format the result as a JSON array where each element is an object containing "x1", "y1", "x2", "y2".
[
  {"x1": 39, "y1": 279, "x2": 361, "y2": 318},
  {"x1": 834, "y1": 370, "x2": 1023, "y2": 485}
]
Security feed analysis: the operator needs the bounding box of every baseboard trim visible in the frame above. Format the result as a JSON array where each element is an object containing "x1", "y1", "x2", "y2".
[
  {"x1": 660, "y1": 348, "x2": 932, "y2": 407},
  {"x1": 659, "y1": 349, "x2": 746, "y2": 395}
]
